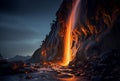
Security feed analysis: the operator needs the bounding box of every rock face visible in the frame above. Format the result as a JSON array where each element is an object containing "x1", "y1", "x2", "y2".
[
  {"x1": 29, "y1": 0, "x2": 74, "y2": 63},
  {"x1": 29, "y1": 48, "x2": 44, "y2": 63},
  {"x1": 30, "y1": 0, "x2": 120, "y2": 64}
]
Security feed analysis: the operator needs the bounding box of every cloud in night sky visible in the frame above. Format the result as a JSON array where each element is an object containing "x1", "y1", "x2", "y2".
[{"x1": 0, "y1": 0, "x2": 63, "y2": 58}]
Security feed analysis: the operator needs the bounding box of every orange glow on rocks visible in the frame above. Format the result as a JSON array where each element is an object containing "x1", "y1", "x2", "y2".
[
  {"x1": 41, "y1": 49, "x2": 46, "y2": 58},
  {"x1": 60, "y1": 0, "x2": 80, "y2": 66}
]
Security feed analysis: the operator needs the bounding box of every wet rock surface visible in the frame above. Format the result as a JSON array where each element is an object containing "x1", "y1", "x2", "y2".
[
  {"x1": 0, "y1": 63, "x2": 88, "y2": 81},
  {"x1": 72, "y1": 49, "x2": 120, "y2": 81},
  {"x1": 0, "y1": 50, "x2": 120, "y2": 81}
]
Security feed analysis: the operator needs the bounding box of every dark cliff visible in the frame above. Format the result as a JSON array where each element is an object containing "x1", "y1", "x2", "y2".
[{"x1": 30, "y1": 0, "x2": 120, "y2": 65}]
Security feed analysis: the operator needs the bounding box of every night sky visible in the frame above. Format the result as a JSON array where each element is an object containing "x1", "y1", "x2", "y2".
[{"x1": 0, "y1": 0, "x2": 63, "y2": 58}]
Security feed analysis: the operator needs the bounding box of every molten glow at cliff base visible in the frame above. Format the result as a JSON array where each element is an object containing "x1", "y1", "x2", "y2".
[{"x1": 59, "y1": 0, "x2": 80, "y2": 66}]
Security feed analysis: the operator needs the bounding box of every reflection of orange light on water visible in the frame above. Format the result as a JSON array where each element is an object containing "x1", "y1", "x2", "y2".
[
  {"x1": 57, "y1": 74, "x2": 77, "y2": 81},
  {"x1": 61, "y1": 77, "x2": 77, "y2": 81},
  {"x1": 60, "y1": 0, "x2": 80, "y2": 66}
]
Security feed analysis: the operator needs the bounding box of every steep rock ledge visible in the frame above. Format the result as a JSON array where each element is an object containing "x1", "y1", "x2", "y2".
[{"x1": 30, "y1": 0, "x2": 120, "y2": 65}]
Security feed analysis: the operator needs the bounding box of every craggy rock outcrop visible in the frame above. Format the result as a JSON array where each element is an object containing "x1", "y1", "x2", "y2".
[
  {"x1": 30, "y1": 0, "x2": 120, "y2": 63},
  {"x1": 29, "y1": 48, "x2": 42, "y2": 63},
  {"x1": 30, "y1": 0, "x2": 73, "y2": 63}
]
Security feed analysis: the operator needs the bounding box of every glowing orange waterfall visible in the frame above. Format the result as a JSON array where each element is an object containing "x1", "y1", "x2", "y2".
[{"x1": 60, "y1": 0, "x2": 80, "y2": 66}]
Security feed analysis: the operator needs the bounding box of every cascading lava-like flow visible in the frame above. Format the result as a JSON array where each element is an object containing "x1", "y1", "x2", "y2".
[{"x1": 60, "y1": 0, "x2": 81, "y2": 66}]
